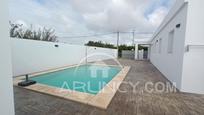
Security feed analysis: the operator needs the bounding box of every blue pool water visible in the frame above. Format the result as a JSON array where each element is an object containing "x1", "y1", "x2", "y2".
[{"x1": 31, "y1": 65, "x2": 121, "y2": 95}]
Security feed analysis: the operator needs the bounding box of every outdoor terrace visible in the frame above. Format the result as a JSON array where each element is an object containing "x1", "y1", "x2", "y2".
[{"x1": 14, "y1": 59, "x2": 204, "y2": 115}]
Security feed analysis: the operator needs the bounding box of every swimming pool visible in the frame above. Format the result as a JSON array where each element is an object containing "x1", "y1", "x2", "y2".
[
  {"x1": 14, "y1": 64, "x2": 130, "y2": 109},
  {"x1": 31, "y1": 64, "x2": 121, "y2": 95}
]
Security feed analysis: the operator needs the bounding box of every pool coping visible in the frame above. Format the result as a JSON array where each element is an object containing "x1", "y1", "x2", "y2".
[{"x1": 13, "y1": 64, "x2": 130, "y2": 109}]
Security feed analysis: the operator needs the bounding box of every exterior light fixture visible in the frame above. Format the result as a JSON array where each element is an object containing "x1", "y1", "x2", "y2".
[{"x1": 176, "y1": 24, "x2": 181, "y2": 28}]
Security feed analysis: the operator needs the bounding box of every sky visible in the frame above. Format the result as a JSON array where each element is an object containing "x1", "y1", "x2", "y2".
[{"x1": 9, "y1": 0, "x2": 175, "y2": 45}]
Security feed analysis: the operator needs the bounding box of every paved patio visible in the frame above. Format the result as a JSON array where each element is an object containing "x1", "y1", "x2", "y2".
[{"x1": 14, "y1": 59, "x2": 204, "y2": 115}]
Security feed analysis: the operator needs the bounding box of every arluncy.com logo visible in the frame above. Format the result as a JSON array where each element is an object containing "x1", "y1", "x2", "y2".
[{"x1": 59, "y1": 81, "x2": 177, "y2": 94}]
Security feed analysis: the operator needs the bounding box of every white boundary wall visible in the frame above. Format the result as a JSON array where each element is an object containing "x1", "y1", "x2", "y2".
[
  {"x1": 87, "y1": 46, "x2": 117, "y2": 62},
  {"x1": 11, "y1": 39, "x2": 117, "y2": 76},
  {"x1": 0, "y1": 0, "x2": 15, "y2": 114}
]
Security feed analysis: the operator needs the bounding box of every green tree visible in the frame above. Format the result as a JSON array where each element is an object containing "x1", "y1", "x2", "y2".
[{"x1": 9, "y1": 21, "x2": 58, "y2": 42}]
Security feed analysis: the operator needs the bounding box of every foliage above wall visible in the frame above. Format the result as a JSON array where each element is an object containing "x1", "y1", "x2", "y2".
[
  {"x1": 85, "y1": 41, "x2": 116, "y2": 49},
  {"x1": 9, "y1": 21, "x2": 58, "y2": 42},
  {"x1": 85, "y1": 41, "x2": 146, "y2": 50},
  {"x1": 86, "y1": 41, "x2": 139, "y2": 57}
]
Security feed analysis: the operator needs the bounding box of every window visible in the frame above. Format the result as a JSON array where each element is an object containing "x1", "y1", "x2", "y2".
[
  {"x1": 168, "y1": 30, "x2": 174, "y2": 53},
  {"x1": 154, "y1": 41, "x2": 157, "y2": 53},
  {"x1": 159, "y1": 38, "x2": 162, "y2": 54}
]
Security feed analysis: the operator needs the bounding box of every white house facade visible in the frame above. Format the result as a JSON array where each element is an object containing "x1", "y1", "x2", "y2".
[{"x1": 144, "y1": 0, "x2": 204, "y2": 94}]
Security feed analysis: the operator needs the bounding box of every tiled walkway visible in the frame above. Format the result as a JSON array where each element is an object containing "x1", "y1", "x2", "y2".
[{"x1": 14, "y1": 59, "x2": 204, "y2": 115}]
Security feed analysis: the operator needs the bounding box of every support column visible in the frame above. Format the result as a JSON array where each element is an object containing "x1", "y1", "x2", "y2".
[
  {"x1": 147, "y1": 46, "x2": 151, "y2": 60},
  {"x1": 116, "y1": 31, "x2": 120, "y2": 58},
  {"x1": 135, "y1": 44, "x2": 139, "y2": 60}
]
